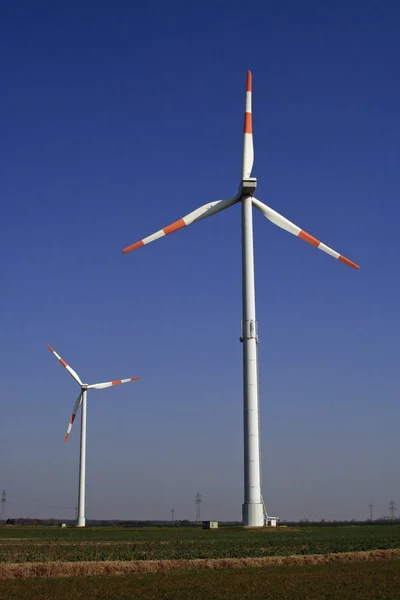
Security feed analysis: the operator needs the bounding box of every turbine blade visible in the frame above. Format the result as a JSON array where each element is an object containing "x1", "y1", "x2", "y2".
[
  {"x1": 242, "y1": 70, "x2": 254, "y2": 179},
  {"x1": 64, "y1": 391, "x2": 83, "y2": 442},
  {"x1": 88, "y1": 377, "x2": 140, "y2": 390},
  {"x1": 47, "y1": 345, "x2": 82, "y2": 385},
  {"x1": 122, "y1": 196, "x2": 238, "y2": 254},
  {"x1": 252, "y1": 198, "x2": 359, "y2": 269}
]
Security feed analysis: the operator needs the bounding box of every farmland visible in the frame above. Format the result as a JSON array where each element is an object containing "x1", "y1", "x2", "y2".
[
  {"x1": 1, "y1": 525, "x2": 400, "y2": 599},
  {"x1": 1, "y1": 524, "x2": 399, "y2": 564}
]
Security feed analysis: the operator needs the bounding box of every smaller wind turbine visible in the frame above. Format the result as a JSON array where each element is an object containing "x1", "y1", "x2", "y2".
[{"x1": 47, "y1": 345, "x2": 139, "y2": 527}]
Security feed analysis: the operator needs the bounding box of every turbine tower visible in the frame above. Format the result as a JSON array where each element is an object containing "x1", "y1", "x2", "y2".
[
  {"x1": 122, "y1": 72, "x2": 359, "y2": 527},
  {"x1": 47, "y1": 345, "x2": 140, "y2": 527}
]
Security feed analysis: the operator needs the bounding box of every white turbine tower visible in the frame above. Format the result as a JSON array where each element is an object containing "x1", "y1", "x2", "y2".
[
  {"x1": 122, "y1": 71, "x2": 359, "y2": 527},
  {"x1": 47, "y1": 345, "x2": 140, "y2": 527}
]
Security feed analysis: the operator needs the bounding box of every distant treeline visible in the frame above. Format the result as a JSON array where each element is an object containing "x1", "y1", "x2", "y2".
[
  {"x1": 284, "y1": 519, "x2": 400, "y2": 527},
  {"x1": 2, "y1": 518, "x2": 400, "y2": 528},
  {"x1": 2, "y1": 519, "x2": 216, "y2": 527}
]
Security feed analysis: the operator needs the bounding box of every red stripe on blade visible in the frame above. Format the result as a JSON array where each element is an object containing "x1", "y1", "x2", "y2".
[
  {"x1": 246, "y1": 71, "x2": 252, "y2": 92},
  {"x1": 122, "y1": 240, "x2": 144, "y2": 254},
  {"x1": 244, "y1": 113, "x2": 252, "y2": 134},
  {"x1": 60, "y1": 359, "x2": 68, "y2": 368},
  {"x1": 299, "y1": 230, "x2": 320, "y2": 247},
  {"x1": 112, "y1": 380, "x2": 122, "y2": 386},
  {"x1": 163, "y1": 219, "x2": 186, "y2": 235},
  {"x1": 339, "y1": 255, "x2": 359, "y2": 269},
  {"x1": 71, "y1": 414, "x2": 76, "y2": 424},
  {"x1": 48, "y1": 345, "x2": 54, "y2": 352},
  {"x1": 131, "y1": 377, "x2": 140, "y2": 381}
]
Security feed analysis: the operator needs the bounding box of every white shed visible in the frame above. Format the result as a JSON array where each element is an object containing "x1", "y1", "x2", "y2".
[
  {"x1": 203, "y1": 520, "x2": 218, "y2": 529},
  {"x1": 265, "y1": 518, "x2": 277, "y2": 527}
]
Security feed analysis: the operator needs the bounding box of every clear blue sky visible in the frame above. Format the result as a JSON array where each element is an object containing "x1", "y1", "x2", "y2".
[{"x1": 1, "y1": 0, "x2": 399, "y2": 522}]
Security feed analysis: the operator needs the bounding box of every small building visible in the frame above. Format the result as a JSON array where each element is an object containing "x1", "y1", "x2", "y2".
[
  {"x1": 265, "y1": 518, "x2": 277, "y2": 527},
  {"x1": 203, "y1": 520, "x2": 218, "y2": 529},
  {"x1": 59, "y1": 523, "x2": 67, "y2": 528}
]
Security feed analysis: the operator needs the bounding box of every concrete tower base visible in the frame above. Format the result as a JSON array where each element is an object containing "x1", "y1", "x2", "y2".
[{"x1": 242, "y1": 502, "x2": 264, "y2": 527}]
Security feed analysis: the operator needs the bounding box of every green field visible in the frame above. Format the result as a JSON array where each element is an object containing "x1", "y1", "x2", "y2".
[
  {"x1": 1, "y1": 560, "x2": 400, "y2": 600},
  {"x1": 1, "y1": 524, "x2": 399, "y2": 563}
]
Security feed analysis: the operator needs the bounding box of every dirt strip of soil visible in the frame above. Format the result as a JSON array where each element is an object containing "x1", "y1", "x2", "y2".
[{"x1": 1, "y1": 549, "x2": 400, "y2": 579}]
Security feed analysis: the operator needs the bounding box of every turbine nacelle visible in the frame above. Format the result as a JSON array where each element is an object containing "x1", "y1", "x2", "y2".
[{"x1": 239, "y1": 178, "x2": 257, "y2": 198}]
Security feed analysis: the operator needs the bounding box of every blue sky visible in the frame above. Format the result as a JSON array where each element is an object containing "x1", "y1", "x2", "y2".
[{"x1": 1, "y1": 0, "x2": 399, "y2": 522}]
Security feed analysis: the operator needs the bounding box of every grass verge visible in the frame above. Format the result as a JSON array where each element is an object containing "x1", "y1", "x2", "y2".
[{"x1": 1, "y1": 548, "x2": 400, "y2": 579}]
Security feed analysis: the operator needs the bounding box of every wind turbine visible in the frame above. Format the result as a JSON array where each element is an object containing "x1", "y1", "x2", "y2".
[
  {"x1": 122, "y1": 71, "x2": 359, "y2": 527},
  {"x1": 47, "y1": 345, "x2": 139, "y2": 527}
]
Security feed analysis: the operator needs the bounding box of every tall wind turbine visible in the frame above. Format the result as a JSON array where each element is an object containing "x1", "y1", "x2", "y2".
[
  {"x1": 47, "y1": 345, "x2": 139, "y2": 527},
  {"x1": 122, "y1": 72, "x2": 359, "y2": 527}
]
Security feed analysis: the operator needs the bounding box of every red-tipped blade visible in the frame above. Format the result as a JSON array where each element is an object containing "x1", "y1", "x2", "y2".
[
  {"x1": 252, "y1": 198, "x2": 359, "y2": 269},
  {"x1": 47, "y1": 345, "x2": 82, "y2": 385},
  {"x1": 242, "y1": 70, "x2": 254, "y2": 179},
  {"x1": 64, "y1": 392, "x2": 83, "y2": 442},
  {"x1": 122, "y1": 196, "x2": 238, "y2": 254},
  {"x1": 88, "y1": 377, "x2": 140, "y2": 390}
]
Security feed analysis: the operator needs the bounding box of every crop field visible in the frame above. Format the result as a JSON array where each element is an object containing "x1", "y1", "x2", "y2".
[{"x1": 1, "y1": 524, "x2": 400, "y2": 564}]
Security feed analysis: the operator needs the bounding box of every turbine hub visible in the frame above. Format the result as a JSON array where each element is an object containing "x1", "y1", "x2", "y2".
[{"x1": 239, "y1": 177, "x2": 257, "y2": 198}]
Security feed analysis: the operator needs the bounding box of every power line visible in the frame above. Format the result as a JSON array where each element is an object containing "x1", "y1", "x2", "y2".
[
  {"x1": 195, "y1": 493, "x2": 202, "y2": 523},
  {"x1": 388, "y1": 501, "x2": 396, "y2": 520},
  {"x1": 0, "y1": 490, "x2": 6, "y2": 523},
  {"x1": 368, "y1": 502, "x2": 373, "y2": 521},
  {"x1": 171, "y1": 508, "x2": 175, "y2": 522},
  {"x1": 8, "y1": 501, "x2": 75, "y2": 509}
]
